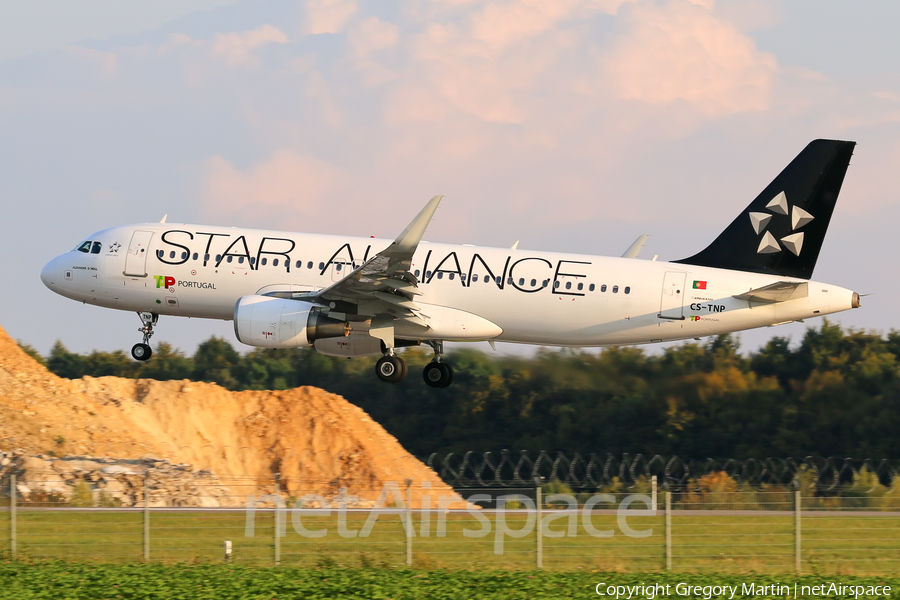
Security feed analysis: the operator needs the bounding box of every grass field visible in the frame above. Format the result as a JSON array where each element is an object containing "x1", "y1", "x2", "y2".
[
  {"x1": 2, "y1": 508, "x2": 900, "y2": 575},
  {"x1": 2, "y1": 561, "x2": 900, "y2": 600}
]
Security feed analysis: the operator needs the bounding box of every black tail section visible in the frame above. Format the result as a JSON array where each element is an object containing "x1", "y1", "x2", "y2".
[{"x1": 674, "y1": 139, "x2": 855, "y2": 280}]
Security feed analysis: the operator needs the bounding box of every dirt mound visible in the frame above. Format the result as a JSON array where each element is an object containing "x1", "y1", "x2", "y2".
[{"x1": 0, "y1": 325, "x2": 455, "y2": 504}]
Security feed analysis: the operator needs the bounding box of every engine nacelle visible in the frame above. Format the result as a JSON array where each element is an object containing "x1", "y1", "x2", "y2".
[{"x1": 234, "y1": 295, "x2": 350, "y2": 348}]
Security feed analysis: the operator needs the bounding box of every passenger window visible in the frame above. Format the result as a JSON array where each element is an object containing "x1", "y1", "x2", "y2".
[
  {"x1": 204, "y1": 254, "x2": 210, "y2": 262},
  {"x1": 336, "y1": 263, "x2": 342, "y2": 272},
  {"x1": 601, "y1": 284, "x2": 607, "y2": 292},
  {"x1": 182, "y1": 252, "x2": 188, "y2": 260},
  {"x1": 249, "y1": 257, "x2": 255, "y2": 266},
  {"x1": 319, "y1": 262, "x2": 325, "y2": 270},
  {"x1": 216, "y1": 254, "x2": 222, "y2": 262},
  {"x1": 518, "y1": 278, "x2": 525, "y2": 286},
  {"x1": 192, "y1": 253, "x2": 198, "y2": 261},
  {"x1": 496, "y1": 277, "x2": 502, "y2": 285},
  {"x1": 542, "y1": 280, "x2": 548, "y2": 288},
  {"x1": 238, "y1": 256, "x2": 244, "y2": 264},
  {"x1": 577, "y1": 283, "x2": 583, "y2": 291},
  {"x1": 307, "y1": 262, "x2": 313, "y2": 269},
  {"x1": 613, "y1": 285, "x2": 619, "y2": 293},
  {"x1": 156, "y1": 250, "x2": 163, "y2": 258},
  {"x1": 427, "y1": 271, "x2": 432, "y2": 278},
  {"x1": 565, "y1": 282, "x2": 572, "y2": 290},
  {"x1": 624, "y1": 286, "x2": 631, "y2": 294},
  {"x1": 508, "y1": 277, "x2": 514, "y2": 285},
  {"x1": 415, "y1": 270, "x2": 421, "y2": 277},
  {"x1": 227, "y1": 256, "x2": 233, "y2": 263},
  {"x1": 472, "y1": 274, "x2": 478, "y2": 282},
  {"x1": 170, "y1": 251, "x2": 176, "y2": 259},
  {"x1": 589, "y1": 284, "x2": 595, "y2": 292},
  {"x1": 262, "y1": 258, "x2": 268, "y2": 266},
  {"x1": 91, "y1": 242, "x2": 102, "y2": 254},
  {"x1": 296, "y1": 261, "x2": 302, "y2": 269},
  {"x1": 448, "y1": 273, "x2": 454, "y2": 280},
  {"x1": 438, "y1": 272, "x2": 443, "y2": 279},
  {"x1": 530, "y1": 279, "x2": 536, "y2": 287},
  {"x1": 77, "y1": 241, "x2": 92, "y2": 253},
  {"x1": 554, "y1": 281, "x2": 560, "y2": 289}
]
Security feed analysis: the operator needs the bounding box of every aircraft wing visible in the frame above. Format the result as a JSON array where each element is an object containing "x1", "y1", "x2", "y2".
[
  {"x1": 297, "y1": 195, "x2": 442, "y2": 329},
  {"x1": 621, "y1": 234, "x2": 648, "y2": 258},
  {"x1": 733, "y1": 281, "x2": 808, "y2": 304}
]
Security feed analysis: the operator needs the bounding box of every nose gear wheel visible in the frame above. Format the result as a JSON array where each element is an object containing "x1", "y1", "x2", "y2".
[{"x1": 131, "y1": 312, "x2": 158, "y2": 362}]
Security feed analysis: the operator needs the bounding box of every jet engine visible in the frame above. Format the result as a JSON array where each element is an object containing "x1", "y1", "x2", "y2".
[{"x1": 234, "y1": 295, "x2": 350, "y2": 348}]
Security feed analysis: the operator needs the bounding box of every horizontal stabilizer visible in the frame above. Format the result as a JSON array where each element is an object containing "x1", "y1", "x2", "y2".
[{"x1": 734, "y1": 281, "x2": 808, "y2": 304}]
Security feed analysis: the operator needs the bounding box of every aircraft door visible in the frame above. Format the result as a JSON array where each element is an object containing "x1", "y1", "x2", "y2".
[
  {"x1": 123, "y1": 230, "x2": 154, "y2": 277},
  {"x1": 659, "y1": 271, "x2": 686, "y2": 320}
]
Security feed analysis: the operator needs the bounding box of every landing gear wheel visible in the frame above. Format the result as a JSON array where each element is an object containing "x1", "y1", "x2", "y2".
[
  {"x1": 423, "y1": 362, "x2": 453, "y2": 388},
  {"x1": 133, "y1": 312, "x2": 158, "y2": 362},
  {"x1": 131, "y1": 343, "x2": 152, "y2": 361},
  {"x1": 376, "y1": 355, "x2": 406, "y2": 383}
]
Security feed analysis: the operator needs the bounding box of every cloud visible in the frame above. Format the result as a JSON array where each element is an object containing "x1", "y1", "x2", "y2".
[
  {"x1": 209, "y1": 24, "x2": 289, "y2": 67},
  {"x1": 469, "y1": 0, "x2": 626, "y2": 50},
  {"x1": 349, "y1": 16, "x2": 399, "y2": 59},
  {"x1": 604, "y1": 0, "x2": 778, "y2": 116},
  {"x1": 202, "y1": 150, "x2": 345, "y2": 220},
  {"x1": 304, "y1": 0, "x2": 358, "y2": 35},
  {"x1": 65, "y1": 46, "x2": 118, "y2": 77}
]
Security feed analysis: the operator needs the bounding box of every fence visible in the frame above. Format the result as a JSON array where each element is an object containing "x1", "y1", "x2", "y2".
[
  {"x1": 3, "y1": 476, "x2": 900, "y2": 574},
  {"x1": 426, "y1": 451, "x2": 900, "y2": 491}
]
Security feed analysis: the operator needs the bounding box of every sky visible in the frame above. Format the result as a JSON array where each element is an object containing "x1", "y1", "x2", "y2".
[{"x1": 1, "y1": 0, "x2": 898, "y2": 359}]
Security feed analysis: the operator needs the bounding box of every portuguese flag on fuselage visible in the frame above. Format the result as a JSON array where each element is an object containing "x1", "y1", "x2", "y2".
[{"x1": 693, "y1": 280, "x2": 707, "y2": 290}]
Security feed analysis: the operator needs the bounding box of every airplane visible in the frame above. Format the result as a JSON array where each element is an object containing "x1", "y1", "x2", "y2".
[{"x1": 41, "y1": 139, "x2": 860, "y2": 388}]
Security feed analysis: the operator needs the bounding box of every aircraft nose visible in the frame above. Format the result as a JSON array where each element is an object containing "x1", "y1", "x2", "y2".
[{"x1": 41, "y1": 256, "x2": 61, "y2": 290}]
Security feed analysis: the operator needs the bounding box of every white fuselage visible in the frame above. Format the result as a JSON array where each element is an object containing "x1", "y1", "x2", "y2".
[{"x1": 41, "y1": 222, "x2": 857, "y2": 347}]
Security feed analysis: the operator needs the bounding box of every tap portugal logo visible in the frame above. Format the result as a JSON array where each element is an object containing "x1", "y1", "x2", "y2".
[{"x1": 154, "y1": 275, "x2": 175, "y2": 289}]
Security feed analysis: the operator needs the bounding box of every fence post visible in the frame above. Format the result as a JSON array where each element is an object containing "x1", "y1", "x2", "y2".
[
  {"x1": 143, "y1": 477, "x2": 150, "y2": 561},
  {"x1": 535, "y1": 478, "x2": 543, "y2": 569},
  {"x1": 9, "y1": 474, "x2": 15, "y2": 559},
  {"x1": 795, "y1": 490, "x2": 801, "y2": 574},
  {"x1": 651, "y1": 476, "x2": 657, "y2": 512},
  {"x1": 405, "y1": 479, "x2": 413, "y2": 567},
  {"x1": 274, "y1": 473, "x2": 281, "y2": 566},
  {"x1": 665, "y1": 491, "x2": 672, "y2": 571}
]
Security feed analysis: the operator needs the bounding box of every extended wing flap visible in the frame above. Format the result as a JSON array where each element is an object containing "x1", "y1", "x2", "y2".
[
  {"x1": 734, "y1": 281, "x2": 808, "y2": 303},
  {"x1": 311, "y1": 195, "x2": 442, "y2": 323}
]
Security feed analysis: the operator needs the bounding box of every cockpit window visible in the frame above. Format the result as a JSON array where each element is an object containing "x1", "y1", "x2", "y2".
[
  {"x1": 76, "y1": 241, "x2": 92, "y2": 253},
  {"x1": 91, "y1": 242, "x2": 102, "y2": 254}
]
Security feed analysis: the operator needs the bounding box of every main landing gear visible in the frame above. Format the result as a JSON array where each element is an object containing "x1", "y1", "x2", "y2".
[
  {"x1": 423, "y1": 341, "x2": 453, "y2": 388},
  {"x1": 373, "y1": 340, "x2": 454, "y2": 388},
  {"x1": 131, "y1": 312, "x2": 157, "y2": 361},
  {"x1": 375, "y1": 353, "x2": 407, "y2": 383}
]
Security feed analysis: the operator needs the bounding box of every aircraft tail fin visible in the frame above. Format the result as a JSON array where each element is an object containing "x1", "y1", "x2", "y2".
[{"x1": 673, "y1": 139, "x2": 855, "y2": 280}]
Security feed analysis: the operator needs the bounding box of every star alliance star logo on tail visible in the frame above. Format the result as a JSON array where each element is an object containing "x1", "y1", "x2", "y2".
[{"x1": 749, "y1": 191, "x2": 814, "y2": 256}]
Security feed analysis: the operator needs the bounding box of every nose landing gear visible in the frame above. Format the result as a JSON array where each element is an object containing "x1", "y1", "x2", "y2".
[{"x1": 131, "y1": 312, "x2": 157, "y2": 361}]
